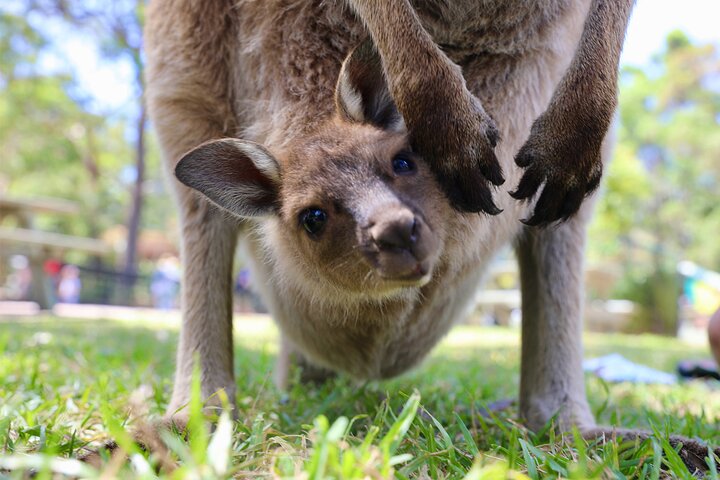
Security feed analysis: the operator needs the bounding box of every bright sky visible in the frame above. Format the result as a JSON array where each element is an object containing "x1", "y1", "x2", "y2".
[
  {"x1": 26, "y1": 0, "x2": 720, "y2": 115},
  {"x1": 622, "y1": 0, "x2": 720, "y2": 65},
  {"x1": 33, "y1": 19, "x2": 136, "y2": 116}
]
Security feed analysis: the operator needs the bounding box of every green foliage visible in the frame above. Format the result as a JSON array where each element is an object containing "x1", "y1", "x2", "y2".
[
  {"x1": 589, "y1": 32, "x2": 720, "y2": 332},
  {"x1": 0, "y1": 6, "x2": 173, "y2": 272},
  {"x1": 614, "y1": 268, "x2": 681, "y2": 334},
  {"x1": 0, "y1": 12, "x2": 44, "y2": 81},
  {"x1": 0, "y1": 317, "x2": 718, "y2": 478}
]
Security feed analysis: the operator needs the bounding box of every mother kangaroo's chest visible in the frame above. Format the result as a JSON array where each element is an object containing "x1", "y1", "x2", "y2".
[
  {"x1": 238, "y1": 0, "x2": 575, "y2": 82},
  {"x1": 411, "y1": 0, "x2": 573, "y2": 55}
]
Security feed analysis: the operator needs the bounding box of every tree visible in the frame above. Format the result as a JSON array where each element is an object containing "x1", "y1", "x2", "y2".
[
  {"x1": 588, "y1": 31, "x2": 720, "y2": 333},
  {"x1": 26, "y1": 0, "x2": 148, "y2": 287},
  {"x1": 0, "y1": 11, "x2": 115, "y2": 239},
  {"x1": 1, "y1": 4, "x2": 175, "y2": 307}
]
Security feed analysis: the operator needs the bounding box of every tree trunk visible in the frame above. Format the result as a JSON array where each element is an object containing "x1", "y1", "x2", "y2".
[{"x1": 122, "y1": 104, "x2": 146, "y2": 303}]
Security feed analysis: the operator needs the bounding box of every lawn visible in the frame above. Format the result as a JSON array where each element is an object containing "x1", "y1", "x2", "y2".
[{"x1": 0, "y1": 315, "x2": 718, "y2": 479}]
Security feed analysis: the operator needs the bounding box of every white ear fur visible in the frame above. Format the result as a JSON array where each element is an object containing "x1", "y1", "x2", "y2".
[
  {"x1": 230, "y1": 140, "x2": 280, "y2": 183},
  {"x1": 337, "y1": 69, "x2": 365, "y2": 123},
  {"x1": 175, "y1": 138, "x2": 280, "y2": 218},
  {"x1": 335, "y1": 40, "x2": 405, "y2": 132}
]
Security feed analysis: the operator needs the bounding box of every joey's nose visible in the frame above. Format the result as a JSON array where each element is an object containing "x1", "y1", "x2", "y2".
[
  {"x1": 363, "y1": 206, "x2": 439, "y2": 282},
  {"x1": 369, "y1": 210, "x2": 417, "y2": 252}
]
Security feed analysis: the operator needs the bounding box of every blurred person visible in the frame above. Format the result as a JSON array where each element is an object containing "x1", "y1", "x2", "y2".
[
  {"x1": 677, "y1": 304, "x2": 720, "y2": 381},
  {"x1": 151, "y1": 254, "x2": 180, "y2": 310},
  {"x1": 43, "y1": 258, "x2": 63, "y2": 305},
  {"x1": 234, "y1": 268, "x2": 253, "y2": 313},
  {"x1": 6, "y1": 255, "x2": 32, "y2": 300},
  {"x1": 57, "y1": 264, "x2": 82, "y2": 303},
  {"x1": 676, "y1": 261, "x2": 720, "y2": 380},
  {"x1": 709, "y1": 306, "x2": 720, "y2": 367}
]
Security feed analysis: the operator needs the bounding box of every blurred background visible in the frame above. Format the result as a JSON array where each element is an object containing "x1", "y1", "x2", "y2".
[{"x1": 0, "y1": 0, "x2": 718, "y2": 339}]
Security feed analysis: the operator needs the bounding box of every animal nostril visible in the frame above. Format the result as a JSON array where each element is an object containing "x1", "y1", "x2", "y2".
[
  {"x1": 410, "y1": 218, "x2": 418, "y2": 242},
  {"x1": 371, "y1": 215, "x2": 418, "y2": 252}
]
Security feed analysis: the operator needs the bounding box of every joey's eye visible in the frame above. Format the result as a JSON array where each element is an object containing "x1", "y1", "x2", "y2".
[
  {"x1": 300, "y1": 208, "x2": 328, "y2": 236},
  {"x1": 392, "y1": 153, "x2": 416, "y2": 175}
]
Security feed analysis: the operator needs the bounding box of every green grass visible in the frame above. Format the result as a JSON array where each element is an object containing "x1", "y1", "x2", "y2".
[{"x1": 0, "y1": 315, "x2": 718, "y2": 478}]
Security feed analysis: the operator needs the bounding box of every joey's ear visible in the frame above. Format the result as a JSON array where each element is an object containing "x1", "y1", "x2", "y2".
[
  {"x1": 335, "y1": 39, "x2": 404, "y2": 131},
  {"x1": 175, "y1": 138, "x2": 280, "y2": 218}
]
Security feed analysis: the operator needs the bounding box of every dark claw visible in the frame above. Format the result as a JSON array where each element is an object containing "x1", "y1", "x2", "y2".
[
  {"x1": 514, "y1": 147, "x2": 535, "y2": 168},
  {"x1": 510, "y1": 167, "x2": 544, "y2": 200},
  {"x1": 520, "y1": 214, "x2": 544, "y2": 227},
  {"x1": 585, "y1": 171, "x2": 602, "y2": 195},
  {"x1": 486, "y1": 124, "x2": 500, "y2": 148},
  {"x1": 558, "y1": 188, "x2": 585, "y2": 220},
  {"x1": 521, "y1": 185, "x2": 564, "y2": 226},
  {"x1": 477, "y1": 193, "x2": 503, "y2": 215},
  {"x1": 464, "y1": 169, "x2": 503, "y2": 215},
  {"x1": 479, "y1": 157, "x2": 505, "y2": 186},
  {"x1": 443, "y1": 169, "x2": 503, "y2": 215}
]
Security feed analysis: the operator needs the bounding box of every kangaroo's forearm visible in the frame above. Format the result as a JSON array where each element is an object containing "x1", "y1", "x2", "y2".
[
  {"x1": 582, "y1": 0, "x2": 635, "y2": 74},
  {"x1": 555, "y1": 0, "x2": 635, "y2": 124},
  {"x1": 346, "y1": 0, "x2": 443, "y2": 76},
  {"x1": 345, "y1": 0, "x2": 464, "y2": 122}
]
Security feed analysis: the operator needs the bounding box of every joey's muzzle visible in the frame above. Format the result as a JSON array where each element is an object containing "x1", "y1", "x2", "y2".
[{"x1": 361, "y1": 205, "x2": 439, "y2": 282}]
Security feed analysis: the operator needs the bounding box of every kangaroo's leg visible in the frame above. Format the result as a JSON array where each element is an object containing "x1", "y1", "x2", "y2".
[
  {"x1": 515, "y1": 214, "x2": 594, "y2": 432},
  {"x1": 168, "y1": 197, "x2": 238, "y2": 416},
  {"x1": 346, "y1": 0, "x2": 504, "y2": 215},
  {"x1": 511, "y1": 0, "x2": 635, "y2": 225},
  {"x1": 145, "y1": 0, "x2": 240, "y2": 420}
]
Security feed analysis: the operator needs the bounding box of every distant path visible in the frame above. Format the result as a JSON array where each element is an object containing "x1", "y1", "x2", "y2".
[{"x1": 0, "y1": 301, "x2": 271, "y2": 327}]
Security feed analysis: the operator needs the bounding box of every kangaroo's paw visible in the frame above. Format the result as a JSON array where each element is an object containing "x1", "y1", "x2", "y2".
[
  {"x1": 511, "y1": 98, "x2": 609, "y2": 226},
  {"x1": 404, "y1": 65, "x2": 505, "y2": 215}
]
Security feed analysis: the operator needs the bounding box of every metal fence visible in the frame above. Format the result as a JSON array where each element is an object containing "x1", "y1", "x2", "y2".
[{"x1": 75, "y1": 265, "x2": 154, "y2": 307}]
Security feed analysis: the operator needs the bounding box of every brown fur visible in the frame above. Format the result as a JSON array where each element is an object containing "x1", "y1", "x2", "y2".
[{"x1": 144, "y1": 0, "x2": 636, "y2": 435}]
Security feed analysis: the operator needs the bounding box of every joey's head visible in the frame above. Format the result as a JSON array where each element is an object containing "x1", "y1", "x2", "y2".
[{"x1": 175, "y1": 41, "x2": 451, "y2": 299}]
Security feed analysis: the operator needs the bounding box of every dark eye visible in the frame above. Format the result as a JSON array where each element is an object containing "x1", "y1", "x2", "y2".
[
  {"x1": 300, "y1": 208, "x2": 328, "y2": 236},
  {"x1": 392, "y1": 153, "x2": 416, "y2": 175}
]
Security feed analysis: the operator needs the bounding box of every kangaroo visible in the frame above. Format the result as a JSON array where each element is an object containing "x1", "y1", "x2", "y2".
[{"x1": 144, "y1": 0, "x2": 633, "y2": 433}]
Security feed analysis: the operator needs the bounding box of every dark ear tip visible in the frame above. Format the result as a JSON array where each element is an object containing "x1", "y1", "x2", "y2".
[
  {"x1": 174, "y1": 147, "x2": 207, "y2": 188},
  {"x1": 483, "y1": 205, "x2": 503, "y2": 216},
  {"x1": 174, "y1": 154, "x2": 191, "y2": 183},
  {"x1": 173, "y1": 138, "x2": 229, "y2": 183},
  {"x1": 174, "y1": 157, "x2": 185, "y2": 176}
]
